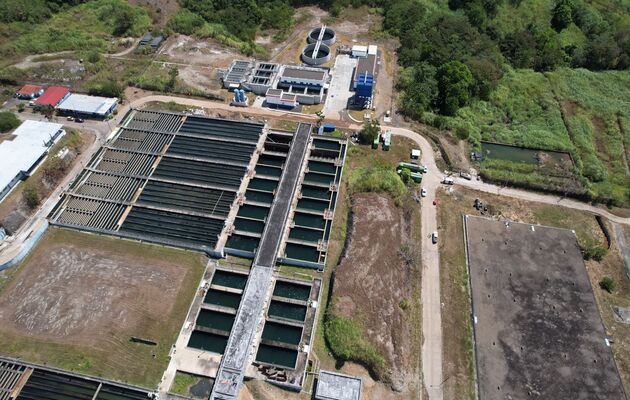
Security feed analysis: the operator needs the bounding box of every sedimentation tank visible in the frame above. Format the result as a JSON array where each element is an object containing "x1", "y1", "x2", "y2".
[{"x1": 307, "y1": 26, "x2": 336, "y2": 45}]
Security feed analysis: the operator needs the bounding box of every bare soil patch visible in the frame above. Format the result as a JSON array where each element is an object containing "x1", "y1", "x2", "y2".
[
  {"x1": 161, "y1": 35, "x2": 243, "y2": 68},
  {"x1": 129, "y1": 0, "x2": 180, "y2": 26},
  {"x1": 0, "y1": 228, "x2": 206, "y2": 386},
  {"x1": 332, "y1": 193, "x2": 421, "y2": 393}
]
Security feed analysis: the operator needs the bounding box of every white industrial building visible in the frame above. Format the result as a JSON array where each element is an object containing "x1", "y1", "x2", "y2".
[
  {"x1": 56, "y1": 94, "x2": 118, "y2": 119},
  {"x1": 0, "y1": 120, "x2": 65, "y2": 202}
]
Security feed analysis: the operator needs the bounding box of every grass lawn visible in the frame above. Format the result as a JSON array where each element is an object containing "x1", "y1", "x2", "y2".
[{"x1": 0, "y1": 228, "x2": 206, "y2": 388}]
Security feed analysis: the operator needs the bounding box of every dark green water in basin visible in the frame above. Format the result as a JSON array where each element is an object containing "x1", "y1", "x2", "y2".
[
  {"x1": 304, "y1": 172, "x2": 333, "y2": 186},
  {"x1": 258, "y1": 154, "x2": 285, "y2": 167},
  {"x1": 273, "y1": 281, "x2": 311, "y2": 301},
  {"x1": 246, "y1": 190, "x2": 274, "y2": 204},
  {"x1": 196, "y1": 309, "x2": 235, "y2": 332},
  {"x1": 297, "y1": 198, "x2": 328, "y2": 212},
  {"x1": 268, "y1": 300, "x2": 307, "y2": 321},
  {"x1": 188, "y1": 330, "x2": 228, "y2": 354},
  {"x1": 256, "y1": 165, "x2": 282, "y2": 178},
  {"x1": 248, "y1": 178, "x2": 278, "y2": 192},
  {"x1": 481, "y1": 142, "x2": 570, "y2": 165},
  {"x1": 256, "y1": 344, "x2": 298, "y2": 369},
  {"x1": 234, "y1": 217, "x2": 265, "y2": 234},
  {"x1": 308, "y1": 160, "x2": 336, "y2": 174},
  {"x1": 204, "y1": 289, "x2": 242, "y2": 309},
  {"x1": 294, "y1": 212, "x2": 325, "y2": 229},
  {"x1": 237, "y1": 204, "x2": 269, "y2": 220},
  {"x1": 262, "y1": 321, "x2": 303, "y2": 345},
  {"x1": 289, "y1": 227, "x2": 323, "y2": 243},
  {"x1": 301, "y1": 185, "x2": 331, "y2": 200},
  {"x1": 285, "y1": 243, "x2": 320, "y2": 263},
  {"x1": 313, "y1": 139, "x2": 341, "y2": 151},
  {"x1": 226, "y1": 234, "x2": 259, "y2": 252},
  {"x1": 212, "y1": 270, "x2": 247, "y2": 289}
]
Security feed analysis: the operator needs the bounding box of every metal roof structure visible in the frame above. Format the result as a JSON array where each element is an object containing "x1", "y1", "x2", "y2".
[
  {"x1": 34, "y1": 86, "x2": 69, "y2": 106},
  {"x1": 0, "y1": 120, "x2": 64, "y2": 202},
  {"x1": 281, "y1": 67, "x2": 327, "y2": 82},
  {"x1": 57, "y1": 94, "x2": 118, "y2": 116},
  {"x1": 315, "y1": 371, "x2": 362, "y2": 400}
]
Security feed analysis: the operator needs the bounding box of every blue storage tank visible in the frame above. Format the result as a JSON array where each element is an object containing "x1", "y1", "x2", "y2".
[
  {"x1": 322, "y1": 124, "x2": 336, "y2": 132},
  {"x1": 355, "y1": 72, "x2": 374, "y2": 99}
]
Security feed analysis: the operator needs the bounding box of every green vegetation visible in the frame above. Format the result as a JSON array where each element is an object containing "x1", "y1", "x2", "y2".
[
  {"x1": 0, "y1": 111, "x2": 20, "y2": 132},
  {"x1": 22, "y1": 183, "x2": 40, "y2": 209},
  {"x1": 324, "y1": 306, "x2": 387, "y2": 380},
  {"x1": 585, "y1": 245, "x2": 609, "y2": 261},
  {"x1": 600, "y1": 276, "x2": 616, "y2": 293},
  {"x1": 358, "y1": 119, "x2": 380, "y2": 144},
  {"x1": 170, "y1": 372, "x2": 200, "y2": 397},
  {"x1": 0, "y1": 0, "x2": 151, "y2": 57},
  {"x1": 348, "y1": 166, "x2": 407, "y2": 202}
]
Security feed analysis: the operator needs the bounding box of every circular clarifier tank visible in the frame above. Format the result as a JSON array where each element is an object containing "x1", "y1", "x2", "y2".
[
  {"x1": 307, "y1": 27, "x2": 336, "y2": 45},
  {"x1": 301, "y1": 43, "x2": 331, "y2": 65}
]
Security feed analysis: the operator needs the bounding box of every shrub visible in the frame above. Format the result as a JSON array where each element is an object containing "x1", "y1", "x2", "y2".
[
  {"x1": 23, "y1": 183, "x2": 40, "y2": 209},
  {"x1": 88, "y1": 79, "x2": 122, "y2": 98},
  {"x1": 583, "y1": 245, "x2": 608, "y2": 261},
  {"x1": 456, "y1": 126, "x2": 469, "y2": 140},
  {"x1": 599, "y1": 276, "x2": 615, "y2": 293},
  {"x1": 167, "y1": 9, "x2": 205, "y2": 35},
  {"x1": 359, "y1": 119, "x2": 380, "y2": 144},
  {"x1": 0, "y1": 112, "x2": 21, "y2": 133},
  {"x1": 324, "y1": 307, "x2": 387, "y2": 380}
]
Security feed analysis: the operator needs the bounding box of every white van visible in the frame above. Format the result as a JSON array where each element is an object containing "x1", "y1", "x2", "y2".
[{"x1": 442, "y1": 177, "x2": 454, "y2": 185}]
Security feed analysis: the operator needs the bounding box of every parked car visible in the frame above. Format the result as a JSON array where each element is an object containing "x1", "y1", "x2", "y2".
[
  {"x1": 432, "y1": 231, "x2": 438, "y2": 244},
  {"x1": 442, "y1": 177, "x2": 454, "y2": 185},
  {"x1": 460, "y1": 171, "x2": 472, "y2": 180},
  {"x1": 75, "y1": 118, "x2": 84, "y2": 123},
  {"x1": 66, "y1": 116, "x2": 74, "y2": 121},
  {"x1": 421, "y1": 187, "x2": 427, "y2": 197}
]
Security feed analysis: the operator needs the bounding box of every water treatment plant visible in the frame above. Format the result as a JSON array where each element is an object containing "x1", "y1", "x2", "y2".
[{"x1": 42, "y1": 110, "x2": 347, "y2": 399}]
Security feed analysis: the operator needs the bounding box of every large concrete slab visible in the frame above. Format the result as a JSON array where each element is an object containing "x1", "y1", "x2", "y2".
[{"x1": 464, "y1": 215, "x2": 626, "y2": 400}]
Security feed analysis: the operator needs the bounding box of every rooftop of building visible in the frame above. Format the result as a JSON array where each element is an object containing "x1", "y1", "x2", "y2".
[
  {"x1": 315, "y1": 371, "x2": 362, "y2": 400},
  {"x1": 34, "y1": 86, "x2": 70, "y2": 106},
  {"x1": 281, "y1": 67, "x2": 327, "y2": 81},
  {"x1": 57, "y1": 94, "x2": 118, "y2": 115},
  {"x1": 0, "y1": 120, "x2": 63, "y2": 195},
  {"x1": 17, "y1": 84, "x2": 43, "y2": 95}
]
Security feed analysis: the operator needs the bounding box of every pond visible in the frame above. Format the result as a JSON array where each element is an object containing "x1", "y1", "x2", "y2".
[{"x1": 481, "y1": 142, "x2": 572, "y2": 165}]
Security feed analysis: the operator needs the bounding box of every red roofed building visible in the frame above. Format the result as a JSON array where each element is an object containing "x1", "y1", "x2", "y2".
[
  {"x1": 15, "y1": 84, "x2": 44, "y2": 100},
  {"x1": 34, "y1": 86, "x2": 70, "y2": 107}
]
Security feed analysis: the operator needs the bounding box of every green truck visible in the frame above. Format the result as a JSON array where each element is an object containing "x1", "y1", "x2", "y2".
[
  {"x1": 382, "y1": 130, "x2": 392, "y2": 151},
  {"x1": 372, "y1": 133, "x2": 379, "y2": 149},
  {"x1": 397, "y1": 162, "x2": 428, "y2": 173}
]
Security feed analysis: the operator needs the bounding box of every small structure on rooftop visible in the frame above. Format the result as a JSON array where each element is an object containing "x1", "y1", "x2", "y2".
[{"x1": 315, "y1": 371, "x2": 362, "y2": 400}]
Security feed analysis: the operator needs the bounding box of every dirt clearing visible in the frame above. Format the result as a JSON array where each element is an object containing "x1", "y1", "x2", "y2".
[
  {"x1": 330, "y1": 192, "x2": 422, "y2": 396},
  {"x1": 0, "y1": 227, "x2": 206, "y2": 387}
]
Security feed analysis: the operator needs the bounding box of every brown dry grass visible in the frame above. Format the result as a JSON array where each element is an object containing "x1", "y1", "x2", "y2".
[{"x1": 0, "y1": 227, "x2": 206, "y2": 387}]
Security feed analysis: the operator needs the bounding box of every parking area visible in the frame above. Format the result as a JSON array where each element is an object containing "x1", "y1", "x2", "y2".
[
  {"x1": 322, "y1": 55, "x2": 357, "y2": 119},
  {"x1": 464, "y1": 215, "x2": 625, "y2": 400}
]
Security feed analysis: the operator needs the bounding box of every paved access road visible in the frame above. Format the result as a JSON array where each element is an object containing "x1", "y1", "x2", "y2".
[{"x1": 3, "y1": 94, "x2": 630, "y2": 400}]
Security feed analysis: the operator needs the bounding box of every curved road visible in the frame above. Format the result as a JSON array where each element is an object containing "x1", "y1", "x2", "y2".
[{"x1": 3, "y1": 95, "x2": 630, "y2": 400}]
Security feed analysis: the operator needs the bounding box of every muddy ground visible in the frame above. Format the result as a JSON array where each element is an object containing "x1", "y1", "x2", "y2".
[{"x1": 332, "y1": 193, "x2": 421, "y2": 395}]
